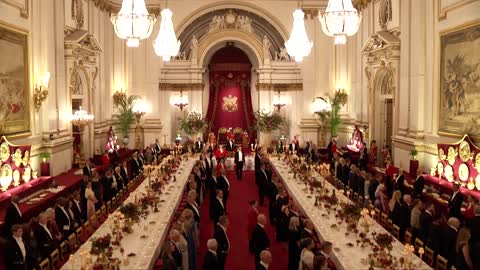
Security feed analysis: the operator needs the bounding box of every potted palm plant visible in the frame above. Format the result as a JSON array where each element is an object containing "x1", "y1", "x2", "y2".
[
  {"x1": 409, "y1": 149, "x2": 419, "y2": 178},
  {"x1": 113, "y1": 95, "x2": 141, "y2": 147},
  {"x1": 254, "y1": 109, "x2": 286, "y2": 147},
  {"x1": 314, "y1": 90, "x2": 348, "y2": 138}
]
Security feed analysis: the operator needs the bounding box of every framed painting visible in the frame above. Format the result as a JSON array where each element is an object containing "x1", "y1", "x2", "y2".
[
  {"x1": 0, "y1": 23, "x2": 30, "y2": 137},
  {"x1": 439, "y1": 20, "x2": 480, "y2": 138}
]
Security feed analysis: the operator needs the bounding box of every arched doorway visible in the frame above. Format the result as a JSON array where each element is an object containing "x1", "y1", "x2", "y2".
[{"x1": 205, "y1": 45, "x2": 256, "y2": 145}]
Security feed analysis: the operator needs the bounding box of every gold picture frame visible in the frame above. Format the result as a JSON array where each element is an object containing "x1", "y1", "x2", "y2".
[
  {"x1": 0, "y1": 22, "x2": 30, "y2": 137},
  {"x1": 438, "y1": 20, "x2": 480, "y2": 138}
]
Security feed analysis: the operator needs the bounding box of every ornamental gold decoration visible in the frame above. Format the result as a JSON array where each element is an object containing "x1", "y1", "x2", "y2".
[
  {"x1": 445, "y1": 164, "x2": 454, "y2": 182},
  {"x1": 459, "y1": 141, "x2": 471, "y2": 162},
  {"x1": 476, "y1": 175, "x2": 480, "y2": 190},
  {"x1": 23, "y1": 166, "x2": 31, "y2": 182},
  {"x1": 447, "y1": 146, "x2": 457, "y2": 165},
  {"x1": 12, "y1": 170, "x2": 20, "y2": 186},
  {"x1": 222, "y1": 94, "x2": 238, "y2": 112},
  {"x1": 22, "y1": 150, "x2": 29, "y2": 166},
  {"x1": 0, "y1": 142, "x2": 10, "y2": 163},
  {"x1": 458, "y1": 163, "x2": 469, "y2": 181},
  {"x1": 0, "y1": 164, "x2": 13, "y2": 191},
  {"x1": 11, "y1": 149, "x2": 23, "y2": 167},
  {"x1": 437, "y1": 162, "x2": 444, "y2": 176},
  {"x1": 438, "y1": 148, "x2": 446, "y2": 161},
  {"x1": 475, "y1": 154, "x2": 480, "y2": 172}
]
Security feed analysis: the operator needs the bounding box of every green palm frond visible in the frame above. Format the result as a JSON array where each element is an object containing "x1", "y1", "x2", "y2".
[
  {"x1": 254, "y1": 110, "x2": 286, "y2": 132},
  {"x1": 113, "y1": 94, "x2": 141, "y2": 137},
  {"x1": 178, "y1": 111, "x2": 207, "y2": 136},
  {"x1": 314, "y1": 90, "x2": 348, "y2": 137}
]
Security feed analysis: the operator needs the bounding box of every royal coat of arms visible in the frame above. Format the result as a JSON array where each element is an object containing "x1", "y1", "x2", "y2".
[{"x1": 222, "y1": 94, "x2": 238, "y2": 112}]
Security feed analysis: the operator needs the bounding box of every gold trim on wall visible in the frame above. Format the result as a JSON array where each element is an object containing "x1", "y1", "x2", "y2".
[
  {"x1": 0, "y1": 0, "x2": 29, "y2": 19},
  {"x1": 437, "y1": 0, "x2": 478, "y2": 21},
  {"x1": 255, "y1": 83, "x2": 303, "y2": 91},
  {"x1": 158, "y1": 83, "x2": 205, "y2": 91}
]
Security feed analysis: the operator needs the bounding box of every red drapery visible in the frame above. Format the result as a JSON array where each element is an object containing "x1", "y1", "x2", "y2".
[{"x1": 205, "y1": 47, "x2": 256, "y2": 144}]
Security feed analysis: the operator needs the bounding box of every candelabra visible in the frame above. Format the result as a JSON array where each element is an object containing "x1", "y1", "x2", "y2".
[
  {"x1": 112, "y1": 88, "x2": 127, "y2": 106},
  {"x1": 33, "y1": 72, "x2": 50, "y2": 111},
  {"x1": 133, "y1": 104, "x2": 146, "y2": 149},
  {"x1": 71, "y1": 106, "x2": 94, "y2": 168}
]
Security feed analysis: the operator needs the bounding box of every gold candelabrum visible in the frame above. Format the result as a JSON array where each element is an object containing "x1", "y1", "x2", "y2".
[
  {"x1": 33, "y1": 72, "x2": 50, "y2": 111},
  {"x1": 112, "y1": 89, "x2": 126, "y2": 105},
  {"x1": 71, "y1": 106, "x2": 94, "y2": 168},
  {"x1": 133, "y1": 110, "x2": 146, "y2": 149}
]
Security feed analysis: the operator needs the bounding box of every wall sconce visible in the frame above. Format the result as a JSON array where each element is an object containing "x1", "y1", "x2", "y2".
[
  {"x1": 33, "y1": 72, "x2": 50, "y2": 111},
  {"x1": 312, "y1": 96, "x2": 331, "y2": 113},
  {"x1": 112, "y1": 87, "x2": 127, "y2": 106},
  {"x1": 170, "y1": 90, "x2": 188, "y2": 111},
  {"x1": 272, "y1": 90, "x2": 287, "y2": 111},
  {"x1": 132, "y1": 100, "x2": 147, "y2": 124}
]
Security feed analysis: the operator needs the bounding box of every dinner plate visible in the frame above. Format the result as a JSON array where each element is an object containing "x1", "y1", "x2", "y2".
[{"x1": 458, "y1": 163, "x2": 469, "y2": 181}]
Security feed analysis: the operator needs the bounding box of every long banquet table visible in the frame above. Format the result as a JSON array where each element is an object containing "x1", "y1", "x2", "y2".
[
  {"x1": 61, "y1": 158, "x2": 196, "y2": 270},
  {"x1": 269, "y1": 158, "x2": 432, "y2": 270}
]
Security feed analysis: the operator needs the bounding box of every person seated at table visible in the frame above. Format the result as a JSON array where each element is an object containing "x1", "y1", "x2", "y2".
[
  {"x1": 103, "y1": 167, "x2": 118, "y2": 202},
  {"x1": 203, "y1": 239, "x2": 220, "y2": 270},
  {"x1": 299, "y1": 238, "x2": 315, "y2": 270},
  {"x1": 90, "y1": 171, "x2": 102, "y2": 209},
  {"x1": 54, "y1": 198, "x2": 72, "y2": 239},
  {"x1": 130, "y1": 152, "x2": 141, "y2": 178},
  {"x1": 256, "y1": 250, "x2": 272, "y2": 270},
  {"x1": 4, "y1": 195, "x2": 23, "y2": 235},
  {"x1": 84, "y1": 181, "x2": 98, "y2": 219},
  {"x1": 374, "y1": 184, "x2": 388, "y2": 212},
  {"x1": 34, "y1": 213, "x2": 55, "y2": 260},
  {"x1": 419, "y1": 202, "x2": 435, "y2": 242},
  {"x1": 412, "y1": 169, "x2": 425, "y2": 199},
  {"x1": 4, "y1": 224, "x2": 31, "y2": 270},
  {"x1": 83, "y1": 159, "x2": 93, "y2": 177},
  {"x1": 101, "y1": 150, "x2": 110, "y2": 166}
]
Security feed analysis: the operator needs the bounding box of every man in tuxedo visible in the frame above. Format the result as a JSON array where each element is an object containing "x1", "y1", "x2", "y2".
[
  {"x1": 257, "y1": 163, "x2": 269, "y2": 206},
  {"x1": 210, "y1": 190, "x2": 225, "y2": 224},
  {"x1": 216, "y1": 169, "x2": 230, "y2": 206},
  {"x1": 398, "y1": 194, "x2": 412, "y2": 241},
  {"x1": 114, "y1": 166, "x2": 125, "y2": 190},
  {"x1": 55, "y1": 198, "x2": 72, "y2": 238},
  {"x1": 214, "y1": 216, "x2": 230, "y2": 270},
  {"x1": 203, "y1": 239, "x2": 220, "y2": 270},
  {"x1": 83, "y1": 159, "x2": 93, "y2": 177},
  {"x1": 413, "y1": 169, "x2": 425, "y2": 198},
  {"x1": 169, "y1": 229, "x2": 183, "y2": 268},
  {"x1": 226, "y1": 138, "x2": 235, "y2": 152},
  {"x1": 234, "y1": 146, "x2": 245, "y2": 180},
  {"x1": 470, "y1": 205, "x2": 480, "y2": 269},
  {"x1": 419, "y1": 202, "x2": 435, "y2": 241},
  {"x1": 103, "y1": 168, "x2": 118, "y2": 202},
  {"x1": 186, "y1": 190, "x2": 200, "y2": 223},
  {"x1": 5, "y1": 224, "x2": 29, "y2": 270},
  {"x1": 394, "y1": 168, "x2": 405, "y2": 193},
  {"x1": 34, "y1": 213, "x2": 55, "y2": 259},
  {"x1": 195, "y1": 137, "x2": 204, "y2": 153},
  {"x1": 300, "y1": 220, "x2": 318, "y2": 254},
  {"x1": 130, "y1": 152, "x2": 141, "y2": 178},
  {"x1": 70, "y1": 191, "x2": 84, "y2": 226},
  {"x1": 256, "y1": 250, "x2": 272, "y2": 270},
  {"x1": 318, "y1": 241, "x2": 335, "y2": 269},
  {"x1": 441, "y1": 217, "x2": 460, "y2": 268},
  {"x1": 250, "y1": 214, "x2": 270, "y2": 265},
  {"x1": 154, "y1": 138, "x2": 161, "y2": 157},
  {"x1": 288, "y1": 140, "x2": 297, "y2": 153},
  {"x1": 448, "y1": 183, "x2": 464, "y2": 218},
  {"x1": 4, "y1": 195, "x2": 22, "y2": 234}
]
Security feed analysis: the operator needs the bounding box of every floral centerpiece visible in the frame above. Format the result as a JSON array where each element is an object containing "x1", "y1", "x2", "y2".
[
  {"x1": 314, "y1": 89, "x2": 348, "y2": 137},
  {"x1": 119, "y1": 203, "x2": 141, "y2": 233},
  {"x1": 254, "y1": 109, "x2": 286, "y2": 147},
  {"x1": 178, "y1": 111, "x2": 208, "y2": 138},
  {"x1": 90, "y1": 234, "x2": 112, "y2": 257}
]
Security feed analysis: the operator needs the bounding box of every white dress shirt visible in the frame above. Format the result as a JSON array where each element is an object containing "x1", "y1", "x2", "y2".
[
  {"x1": 188, "y1": 202, "x2": 200, "y2": 217},
  {"x1": 238, "y1": 151, "x2": 243, "y2": 161},
  {"x1": 216, "y1": 197, "x2": 225, "y2": 209},
  {"x1": 40, "y1": 223, "x2": 53, "y2": 240},
  {"x1": 12, "y1": 202, "x2": 22, "y2": 218},
  {"x1": 218, "y1": 224, "x2": 230, "y2": 251},
  {"x1": 58, "y1": 206, "x2": 71, "y2": 230},
  {"x1": 13, "y1": 236, "x2": 26, "y2": 259}
]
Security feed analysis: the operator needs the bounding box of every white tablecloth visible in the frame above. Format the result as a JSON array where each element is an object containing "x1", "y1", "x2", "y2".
[
  {"x1": 62, "y1": 158, "x2": 196, "y2": 270},
  {"x1": 270, "y1": 159, "x2": 432, "y2": 270}
]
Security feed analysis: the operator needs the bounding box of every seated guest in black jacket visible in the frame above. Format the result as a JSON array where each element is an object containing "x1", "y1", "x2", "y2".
[
  {"x1": 214, "y1": 216, "x2": 230, "y2": 270},
  {"x1": 34, "y1": 213, "x2": 55, "y2": 259},
  {"x1": 250, "y1": 214, "x2": 270, "y2": 265},
  {"x1": 55, "y1": 198, "x2": 72, "y2": 238},
  {"x1": 5, "y1": 224, "x2": 30, "y2": 270},
  {"x1": 4, "y1": 195, "x2": 23, "y2": 234},
  {"x1": 203, "y1": 239, "x2": 221, "y2": 270},
  {"x1": 256, "y1": 250, "x2": 272, "y2": 270}
]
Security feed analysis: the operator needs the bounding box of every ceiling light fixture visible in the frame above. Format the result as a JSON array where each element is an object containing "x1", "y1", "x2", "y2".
[
  {"x1": 111, "y1": 0, "x2": 156, "y2": 48},
  {"x1": 153, "y1": 1, "x2": 180, "y2": 62},
  {"x1": 319, "y1": 0, "x2": 362, "y2": 45},
  {"x1": 285, "y1": 8, "x2": 313, "y2": 62}
]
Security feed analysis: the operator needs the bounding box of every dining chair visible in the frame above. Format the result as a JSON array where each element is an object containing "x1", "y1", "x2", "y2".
[
  {"x1": 59, "y1": 241, "x2": 69, "y2": 260},
  {"x1": 404, "y1": 230, "x2": 413, "y2": 245},
  {"x1": 68, "y1": 233, "x2": 78, "y2": 251},
  {"x1": 38, "y1": 258, "x2": 50, "y2": 270},
  {"x1": 436, "y1": 255, "x2": 448, "y2": 270},
  {"x1": 386, "y1": 218, "x2": 393, "y2": 232},
  {"x1": 380, "y1": 212, "x2": 388, "y2": 226},
  {"x1": 414, "y1": 238, "x2": 424, "y2": 254},
  {"x1": 75, "y1": 226, "x2": 85, "y2": 243},
  {"x1": 50, "y1": 248, "x2": 61, "y2": 269},
  {"x1": 392, "y1": 224, "x2": 400, "y2": 239},
  {"x1": 424, "y1": 246, "x2": 434, "y2": 266}
]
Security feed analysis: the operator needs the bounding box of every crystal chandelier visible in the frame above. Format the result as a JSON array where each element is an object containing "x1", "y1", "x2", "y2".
[
  {"x1": 285, "y1": 9, "x2": 313, "y2": 63},
  {"x1": 71, "y1": 106, "x2": 94, "y2": 128},
  {"x1": 170, "y1": 91, "x2": 188, "y2": 111},
  {"x1": 153, "y1": 8, "x2": 180, "y2": 62},
  {"x1": 272, "y1": 90, "x2": 287, "y2": 111},
  {"x1": 319, "y1": 0, "x2": 362, "y2": 45},
  {"x1": 111, "y1": 0, "x2": 156, "y2": 47}
]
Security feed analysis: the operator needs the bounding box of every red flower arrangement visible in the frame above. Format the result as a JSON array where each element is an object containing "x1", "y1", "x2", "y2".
[{"x1": 90, "y1": 234, "x2": 112, "y2": 255}]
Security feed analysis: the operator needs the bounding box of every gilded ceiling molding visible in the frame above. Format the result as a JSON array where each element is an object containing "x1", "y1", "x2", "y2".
[
  {"x1": 0, "y1": 0, "x2": 28, "y2": 18},
  {"x1": 158, "y1": 83, "x2": 205, "y2": 91},
  {"x1": 255, "y1": 83, "x2": 303, "y2": 91},
  {"x1": 301, "y1": 8, "x2": 319, "y2": 19}
]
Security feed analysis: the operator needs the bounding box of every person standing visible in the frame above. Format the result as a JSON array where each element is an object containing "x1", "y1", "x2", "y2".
[
  {"x1": 214, "y1": 216, "x2": 230, "y2": 270},
  {"x1": 4, "y1": 196, "x2": 22, "y2": 234},
  {"x1": 234, "y1": 146, "x2": 245, "y2": 180},
  {"x1": 448, "y1": 183, "x2": 464, "y2": 218},
  {"x1": 4, "y1": 224, "x2": 30, "y2": 270},
  {"x1": 250, "y1": 214, "x2": 270, "y2": 266},
  {"x1": 203, "y1": 239, "x2": 220, "y2": 270},
  {"x1": 256, "y1": 250, "x2": 272, "y2": 270},
  {"x1": 34, "y1": 213, "x2": 54, "y2": 260},
  {"x1": 288, "y1": 216, "x2": 301, "y2": 270}
]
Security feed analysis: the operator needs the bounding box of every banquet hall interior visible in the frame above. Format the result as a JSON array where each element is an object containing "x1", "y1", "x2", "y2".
[{"x1": 0, "y1": 0, "x2": 480, "y2": 269}]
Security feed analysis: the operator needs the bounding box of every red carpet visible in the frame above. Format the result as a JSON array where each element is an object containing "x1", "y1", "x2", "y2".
[{"x1": 197, "y1": 170, "x2": 288, "y2": 270}]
